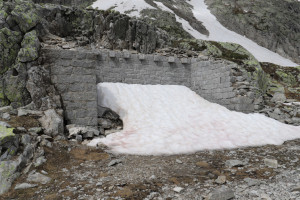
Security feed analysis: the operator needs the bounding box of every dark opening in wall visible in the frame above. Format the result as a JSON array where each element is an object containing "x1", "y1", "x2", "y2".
[{"x1": 12, "y1": 68, "x2": 19, "y2": 76}]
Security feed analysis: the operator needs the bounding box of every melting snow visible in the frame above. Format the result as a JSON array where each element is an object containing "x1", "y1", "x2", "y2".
[{"x1": 88, "y1": 83, "x2": 300, "y2": 155}]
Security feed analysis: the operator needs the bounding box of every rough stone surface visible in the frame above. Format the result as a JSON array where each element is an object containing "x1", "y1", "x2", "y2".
[
  {"x1": 0, "y1": 160, "x2": 19, "y2": 195},
  {"x1": 11, "y1": 1, "x2": 39, "y2": 33},
  {"x1": 17, "y1": 30, "x2": 40, "y2": 62},
  {"x1": 15, "y1": 183, "x2": 37, "y2": 190},
  {"x1": 264, "y1": 158, "x2": 278, "y2": 169},
  {"x1": 205, "y1": 0, "x2": 300, "y2": 64},
  {"x1": 68, "y1": 127, "x2": 100, "y2": 139},
  {"x1": 38, "y1": 109, "x2": 64, "y2": 137},
  {"x1": 27, "y1": 171, "x2": 51, "y2": 184},
  {"x1": 208, "y1": 186, "x2": 235, "y2": 200}
]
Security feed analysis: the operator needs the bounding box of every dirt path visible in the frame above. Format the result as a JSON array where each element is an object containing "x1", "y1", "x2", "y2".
[{"x1": 2, "y1": 139, "x2": 300, "y2": 200}]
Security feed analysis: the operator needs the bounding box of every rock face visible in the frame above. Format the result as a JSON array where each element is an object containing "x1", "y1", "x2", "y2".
[
  {"x1": 11, "y1": 1, "x2": 39, "y2": 33},
  {"x1": 205, "y1": 0, "x2": 300, "y2": 64},
  {"x1": 0, "y1": 125, "x2": 18, "y2": 161},
  {"x1": 38, "y1": 109, "x2": 64, "y2": 137},
  {"x1": 18, "y1": 30, "x2": 40, "y2": 62},
  {"x1": 0, "y1": 160, "x2": 20, "y2": 194},
  {"x1": 0, "y1": 28, "x2": 22, "y2": 74}
]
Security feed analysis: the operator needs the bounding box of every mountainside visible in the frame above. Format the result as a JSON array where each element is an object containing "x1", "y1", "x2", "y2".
[
  {"x1": 91, "y1": 0, "x2": 300, "y2": 67},
  {"x1": 205, "y1": 0, "x2": 300, "y2": 64}
]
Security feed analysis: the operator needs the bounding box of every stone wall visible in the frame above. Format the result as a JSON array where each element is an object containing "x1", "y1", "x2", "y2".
[{"x1": 43, "y1": 48, "x2": 258, "y2": 127}]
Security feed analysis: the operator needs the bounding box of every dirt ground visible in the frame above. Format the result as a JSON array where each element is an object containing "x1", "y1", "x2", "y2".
[{"x1": 1, "y1": 138, "x2": 300, "y2": 200}]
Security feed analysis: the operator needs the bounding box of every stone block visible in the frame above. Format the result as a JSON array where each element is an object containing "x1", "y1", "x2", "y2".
[
  {"x1": 181, "y1": 58, "x2": 190, "y2": 64},
  {"x1": 154, "y1": 55, "x2": 161, "y2": 62},
  {"x1": 109, "y1": 51, "x2": 116, "y2": 58},
  {"x1": 139, "y1": 54, "x2": 146, "y2": 60},
  {"x1": 168, "y1": 56, "x2": 175, "y2": 63},
  {"x1": 123, "y1": 51, "x2": 131, "y2": 59}
]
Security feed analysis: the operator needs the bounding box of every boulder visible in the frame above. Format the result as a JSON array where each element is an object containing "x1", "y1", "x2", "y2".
[
  {"x1": 17, "y1": 30, "x2": 40, "y2": 62},
  {"x1": 0, "y1": 160, "x2": 20, "y2": 194},
  {"x1": 38, "y1": 109, "x2": 64, "y2": 137},
  {"x1": 2, "y1": 62, "x2": 32, "y2": 107},
  {"x1": 27, "y1": 171, "x2": 51, "y2": 184},
  {"x1": 68, "y1": 127, "x2": 100, "y2": 139},
  {"x1": 17, "y1": 108, "x2": 43, "y2": 117},
  {"x1": 15, "y1": 183, "x2": 37, "y2": 190},
  {"x1": 0, "y1": 106, "x2": 13, "y2": 115},
  {"x1": 0, "y1": 28, "x2": 22, "y2": 75},
  {"x1": 271, "y1": 93, "x2": 286, "y2": 103},
  {"x1": 207, "y1": 186, "x2": 235, "y2": 200},
  {"x1": 0, "y1": 125, "x2": 16, "y2": 147},
  {"x1": 11, "y1": 1, "x2": 39, "y2": 33}
]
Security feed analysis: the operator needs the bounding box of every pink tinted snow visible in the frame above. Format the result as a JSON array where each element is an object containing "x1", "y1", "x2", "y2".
[{"x1": 88, "y1": 83, "x2": 300, "y2": 155}]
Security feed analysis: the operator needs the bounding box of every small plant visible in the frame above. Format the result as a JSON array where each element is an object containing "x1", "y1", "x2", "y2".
[{"x1": 257, "y1": 69, "x2": 269, "y2": 95}]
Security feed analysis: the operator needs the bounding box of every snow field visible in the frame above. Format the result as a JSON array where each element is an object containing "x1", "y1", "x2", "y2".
[{"x1": 88, "y1": 83, "x2": 300, "y2": 155}]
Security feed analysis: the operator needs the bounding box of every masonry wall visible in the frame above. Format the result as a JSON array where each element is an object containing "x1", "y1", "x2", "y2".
[{"x1": 43, "y1": 48, "x2": 256, "y2": 127}]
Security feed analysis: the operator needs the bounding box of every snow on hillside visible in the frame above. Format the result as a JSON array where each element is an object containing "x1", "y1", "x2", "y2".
[
  {"x1": 92, "y1": 0, "x2": 154, "y2": 17},
  {"x1": 92, "y1": 0, "x2": 298, "y2": 67},
  {"x1": 88, "y1": 83, "x2": 300, "y2": 155},
  {"x1": 188, "y1": 0, "x2": 298, "y2": 67}
]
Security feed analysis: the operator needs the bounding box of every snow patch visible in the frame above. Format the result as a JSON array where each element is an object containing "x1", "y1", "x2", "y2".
[
  {"x1": 88, "y1": 83, "x2": 300, "y2": 155},
  {"x1": 92, "y1": 0, "x2": 155, "y2": 17}
]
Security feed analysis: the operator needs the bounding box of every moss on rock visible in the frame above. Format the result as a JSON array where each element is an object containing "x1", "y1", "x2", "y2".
[
  {"x1": 11, "y1": 0, "x2": 39, "y2": 33},
  {"x1": 0, "y1": 28, "x2": 22, "y2": 75},
  {"x1": 0, "y1": 125, "x2": 15, "y2": 146},
  {"x1": 17, "y1": 30, "x2": 40, "y2": 62}
]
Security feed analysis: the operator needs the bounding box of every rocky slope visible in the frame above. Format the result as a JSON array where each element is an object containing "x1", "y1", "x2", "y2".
[{"x1": 205, "y1": 0, "x2": 300, "y2": 64}]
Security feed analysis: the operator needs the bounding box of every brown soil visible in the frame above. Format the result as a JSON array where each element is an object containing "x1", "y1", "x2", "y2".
[{"x1": 1, "y1": 138, "x2": 300, "y2": 200}]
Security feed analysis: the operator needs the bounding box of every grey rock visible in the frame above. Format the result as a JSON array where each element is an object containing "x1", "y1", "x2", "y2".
[
  {"x1": 22, "y1": 144, "x2": 35, "y2": 163},
  {"x1": 38, "y1": 109, "x2": 64, "y2": 136},
  {"x1": 27, "y1": 172, "x2": 51, "y2": 184},
  {"x1": 98, "y1": 118, "x2": 113, "y2": 129},
  {"x1": 292, "y1": 186, "x2": 300, "y2": 192},
  {"x1": 108, "y1": 159, "x2": 123, "y2": 167},
  {"x1": 17, "y1": 127, "x2": 27, "y2": 133},
  {"x1": 2, "y1": 113, "x2": 10, "y2": 120},
  {"x1": 76, "y1": 135, "x2": 83, "y2": 142},
  {"x1": 11, "y1": 1, "x2": 39, "y2": 33},
  {"x1": 68, "y1": 127, "x2": 99, "y2": 139},
  {"x1": 18, "y1": 109, "x2": 43, "y2": 117},
  {"x1": 28, "y1": 127, "x2": 43, "y2": 135},
  {"x1": 0, "y1": 28, "x2": 22, "y2": 84},
  {"x1": 15, "y1": 183, "x2": 37, "y2": 190},
  {"x1": 0, "y1": 121, "x2": 11, "y2": 128},
  {"x1": 18, "y1": 30, "x2": 40, "y2": 62},
  {"x1": 21, "y1": 134, "x2": 31, "y2": 145},
  {"x1": 215, "y1": 175, "x2": 227, "y2": 184},
  {"x1": 0, "y1": 160, "x2": 20, "y2": 195},
  {"x1": 0, "y1": 106, "x2": 13, "y2": 114},
  {"x1": 173, "y1": 186, "x2": 184, "y2": 193},
  {"x1": 208, "y1": 186, "x2": 235, "y2": 200},
  {"x1": 271, "y1": 93, "x2": 287, "y2": 103},
  {"x1": 244, "y1": 178, "x2": 260, "y2": 186},
  {"x1": 98, "y1": 106, "x2": 120, "y2": 120},
  {"x1": 34, "y1": 156, "x2": 47, "y2": 167},
  {"x1": 225, "y1": 160, "x2": 245, "y2": 168},
  {"x1": 176, "y1": 159, "x2": 183, "y2": 164},
  {"x1": 0, "y1": 145, "x2": 18, "y2": 161},
  {"x1": 264, "y1": 158, "x2": 278, "y2": 168}
]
